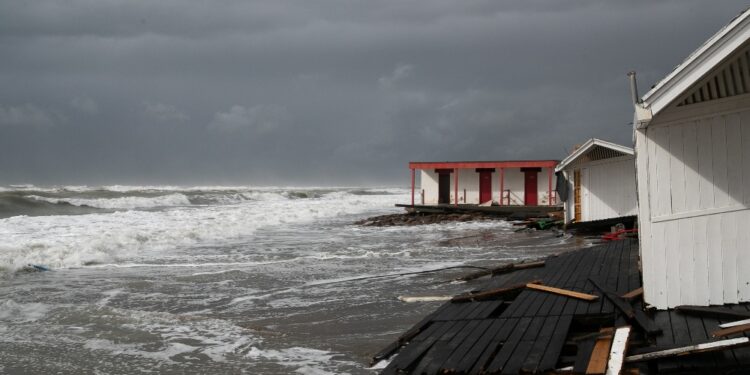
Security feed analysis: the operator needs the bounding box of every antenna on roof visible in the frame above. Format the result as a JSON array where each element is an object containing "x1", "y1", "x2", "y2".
[{"x1": 627, "y1": 71, "x2": 641, "y2": 106}]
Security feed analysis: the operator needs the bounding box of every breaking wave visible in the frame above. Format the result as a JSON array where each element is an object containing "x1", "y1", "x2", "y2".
[{"x1": 0, "y1": 185, "x2": 409, "y2": 273}]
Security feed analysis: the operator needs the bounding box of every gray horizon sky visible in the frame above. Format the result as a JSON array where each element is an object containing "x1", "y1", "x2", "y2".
[{"x1": 0, "y1": 1, "x2": 747, "y2": 186}]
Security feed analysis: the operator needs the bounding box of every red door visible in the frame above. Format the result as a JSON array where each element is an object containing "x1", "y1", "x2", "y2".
[
  {"x1": 479, "y1": 171, "x2": 492, "y2": 203},
  {"x1": 524, "y1": 170, "x2": 538, "y2": 205}
]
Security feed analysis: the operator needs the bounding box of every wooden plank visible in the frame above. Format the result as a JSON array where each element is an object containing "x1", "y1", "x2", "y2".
[
  {"x1": 719, "y1": 318, "x2": 750, "y2": 329},
  {"x1": 721, "y1": 211, "x2": 739, "y2": 304},
  {"x1": 527, "y1": 283, "x2": 599, "y2": 301},
  {"x1": 668, "y1": 124, "x2": 686, "y2": 213},
  {"x1": 707, "y1": 214, "x2": 725, "y2": 305},
  {"x1": 410, "y1": 320, "x2": 468, "y2": 375},
  {"x1": 665, "y1": 220, "x2": 681, "y2": 307},
  {"x1": 574, "y1": 337, "x2": 598, "y2": 374},
  {"x1": 382, "y1": 321, "x2": 455, "y2": 373},
  {"x1": 519, "y1": 315, "x2": 559, "y2": 373},
  {"x1": 606, "y1": 326, "x2": 631, "y2": 375},
  {"x1": 726, "y1": 113, "x2": 743, "y2": 206},
  {"x1": 468, "y1": 318, "x2": 523, "y2": 374},
  {"x1": 439, "y1": 319, "x2": 494, "y2": 373},
  {"x1": 586, "y1": 329, "x2": 614, "y2": 374},
  {"x1": 712, "y1": 323, "x2": 750, "y2": 338},
  {"x1": 483, "y1": 317, "x2": 538, "y2": 374},
  {"x1": 624, "y1": 337, "x2": 750, "y2": 363},
  {"x1": 712, "y1": 115, "x2": 730, "y2": 207},
  {"x1": 451, "y1": 280, "x2": 540, "y2": 303},
  {"x1": 456, "y1": 319, "x2": 510, "y2": 373},
  {"x1": 692, "y1": 215, "x2": 710, "y2": 304},
  {"x1": 538, "y1": 314, "x2": 574, "y2": 372},
  {"x1": 621, "y1": 287, "x2": 643, "y2": 300}
]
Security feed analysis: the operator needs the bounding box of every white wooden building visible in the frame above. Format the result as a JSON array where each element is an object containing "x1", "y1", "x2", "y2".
[
  {"x1": 633, "y1": 9, "x2": 750, "y2": 309},
  {"x1": 408, "y1": 161, "x2": 558, "y2": 206},
  {"x1": 555, "y1": 139, "x2": 637, "y2": 225}
]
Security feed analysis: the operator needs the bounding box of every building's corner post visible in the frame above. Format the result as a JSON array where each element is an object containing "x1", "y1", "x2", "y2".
[
  {"x1": 499, "y1": 168, "x2": 505, "y2": 205},
  {"x1": 548, "y1": 167, "x2": 553, "y2": 206},
  {"x1": 454, "y1": 168, "x2": 459, "y2": 206},
  {"x1": 410, "y1": 168, "x2": 415, "y2": 207}
]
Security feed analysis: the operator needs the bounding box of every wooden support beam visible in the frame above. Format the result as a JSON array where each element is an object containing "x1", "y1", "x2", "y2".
[
  {"x1": 675, "y1": 305, "x2": 750, "y2": 320},
  {"x1": 606, "y1": 326, "x2": 631, "y2": 375},
  {"x1": 451, "y1": 280, "x2": 541, "y2": 303},
  {"x1": 620, "y1": 287, "x2": 643, "y2": 300},
  {"x1": 712, "y1": 323, "x2": 750, "y2": 338},
  {"x1": 586, "y1": 328, "x2": 614, "y2": 374},
  {"x1": 624, "y1": 337, "x2": 750, "y2": 363},
  {"x1": 588, "y1": 279, "x2": 661, "y2": 335},
  {"x1": 526, "y1": 283, "x2": 599, "y2": 301}
]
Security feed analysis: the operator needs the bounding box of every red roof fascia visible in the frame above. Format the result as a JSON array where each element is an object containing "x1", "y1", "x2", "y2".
[{"x1": 408, "y1": 160, "x2": 558, "y2": 170}]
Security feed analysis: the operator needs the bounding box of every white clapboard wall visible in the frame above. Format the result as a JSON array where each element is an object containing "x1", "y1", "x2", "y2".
[{"x1": 637, "y1": 104, "x2": 750, "y2": 309}]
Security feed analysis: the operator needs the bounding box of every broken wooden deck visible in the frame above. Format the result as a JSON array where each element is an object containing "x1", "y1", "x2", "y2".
[
  {"x1": 395, "y1": 204, "x2": 561, "y2": 219},
  {"x1": 375, "y1": 239, "x2": 750, "y2": 374}
]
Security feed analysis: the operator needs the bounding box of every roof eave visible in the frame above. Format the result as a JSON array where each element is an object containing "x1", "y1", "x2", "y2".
[
  {"x1": 555, "y1": 138, "x2": 634, "y2": 172},
  {"x1": 640, "y1": 8, "x2": 750, "y2": 122}
]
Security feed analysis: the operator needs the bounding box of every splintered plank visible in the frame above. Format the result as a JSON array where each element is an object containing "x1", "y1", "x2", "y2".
[
  {"x1": 719, "y1": 318, "x2": 750, "y2": 328},
  {"x1": 526, "y1": 283, "x2": 599, "y2": 301},
  {"x1": 451, "y1": 280, "x2": 541, "y2": 303},
  {"x1": 606, "y1": 326, "x2": 631, "y2": 375},
  {"x1": 586, "y1": 329, "x2": 614, "y2": 375},
  {"x1": 712, "y1": 323, "x2": 750, "y2": 338},
  {"x1": 624, "y1": 337, "x2": 750, "y2": 363}
]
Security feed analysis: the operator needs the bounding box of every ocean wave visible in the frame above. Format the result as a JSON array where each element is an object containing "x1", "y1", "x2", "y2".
[
  {"x1": 26, "y1": 193, "x2": 192, "y2": 210},
  {"x1": 0, "y1": 188, "x2": 409, "y2": 273}
]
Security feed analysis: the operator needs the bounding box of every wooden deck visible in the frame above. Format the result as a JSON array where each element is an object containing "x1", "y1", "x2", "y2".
[{"x1": 376, "y1": 239, "x2": 750, "y2": 374}]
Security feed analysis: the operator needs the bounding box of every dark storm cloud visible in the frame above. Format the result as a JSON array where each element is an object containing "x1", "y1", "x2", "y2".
[{"x1": 0, "y1": 0, "x2": 747, "y2": 185}]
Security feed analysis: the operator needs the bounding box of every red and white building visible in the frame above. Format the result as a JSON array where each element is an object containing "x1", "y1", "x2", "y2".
[{"x1": 408, "y1": 160, "x2": 559, "y2": 207}]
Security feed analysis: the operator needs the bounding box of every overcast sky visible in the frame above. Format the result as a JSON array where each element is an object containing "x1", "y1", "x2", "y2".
[{"x1": 0, "y1": 1, "x2": 747, "y2": 186}]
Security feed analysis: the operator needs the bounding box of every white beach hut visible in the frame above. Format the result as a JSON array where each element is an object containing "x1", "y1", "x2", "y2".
[
  {"x1": 408, "y1": 160, "x2": 558, "y2": 207},
  {"x1": 555, "y1": 139, "x2": 636, "y2": 225},
  {"x1": 632, "y1": 8, "x2": 750, "y2": 309}
]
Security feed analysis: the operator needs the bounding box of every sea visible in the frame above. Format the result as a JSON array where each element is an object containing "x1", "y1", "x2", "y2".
[{"x1": 0, "y1": 185, "x2": 586, "y2": 374}]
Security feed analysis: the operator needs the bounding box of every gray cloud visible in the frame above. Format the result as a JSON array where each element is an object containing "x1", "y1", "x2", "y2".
[
  {"x1": 70, "y1": 96, "x2": 98, "y2": 115},
  {"x1": 0, "y1": 0, "x2": 747, "y2": 185},
  {"x1": 144, "y1": 102, "x2": 189, "y2": 122},
  {"x1": 0, "y1": 104, "x2": 61, "y2": 127}
]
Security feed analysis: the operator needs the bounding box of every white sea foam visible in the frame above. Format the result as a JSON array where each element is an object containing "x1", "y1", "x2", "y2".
[
  {"x1": 0, "y1": 188, "x2": 409, "y2": 273},
  {"x1": 26, "y1": 193, "x2": 192, "y2": 209},
  {"x1": 246, "y1": 346, "x2": 354, "y2": 375},
  {"x1": 0, "y1": 300, "x2": 50, "y2": 322}
]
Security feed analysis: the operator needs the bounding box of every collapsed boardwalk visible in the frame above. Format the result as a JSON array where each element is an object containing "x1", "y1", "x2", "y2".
[{"x1": 376, "y1": 239, "x2": 750, "y2": 374}]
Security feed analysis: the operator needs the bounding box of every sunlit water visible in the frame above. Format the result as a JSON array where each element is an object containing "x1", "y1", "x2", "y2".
[{"x1": 0, "y1": 186, "x2": 586, "y2": 374}]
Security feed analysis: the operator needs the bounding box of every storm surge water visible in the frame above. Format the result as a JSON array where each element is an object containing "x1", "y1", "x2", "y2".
[{"x1": 0, "y1": 185, "x2": 584, "y2": 374}]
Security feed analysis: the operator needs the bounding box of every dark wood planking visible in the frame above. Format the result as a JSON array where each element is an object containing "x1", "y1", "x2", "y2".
[
  {"x1": 410, "y1": 320, "x2": 469, "y2": 375},
  {"x1": 538, "y1": 314, "x2": 574, "y2": 372},
  {"x1": 439, "y1": 319, "x2": 495, "y2": 373},
  {"x1": 519, "y1": 315, "x2": 561, "y2": 374},
  {"x1": 381, "y1": 321, "x2": 457, "y2": 374},
  {"x1": 483, "y1": 316, "x2": 537, "y2": 373},
  {"x1": 467, "y1": 318, "x2": 520, "y2": 374},
  {"x1": 572, "y1": 337, "x2": 598, "y2": 374}
]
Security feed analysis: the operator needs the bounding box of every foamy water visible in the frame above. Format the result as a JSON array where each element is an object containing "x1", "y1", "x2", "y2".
[{"x1": 0, "y1": 185, "x2": 583, "y2": 374}]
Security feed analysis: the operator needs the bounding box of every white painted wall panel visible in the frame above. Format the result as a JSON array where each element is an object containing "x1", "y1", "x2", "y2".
[
  {"x1": 639, "y1": 105, "x2": 750, "y2": 308},
  {"x1": 560, "y1": 157, "x2": 636, "y2": 224}
]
